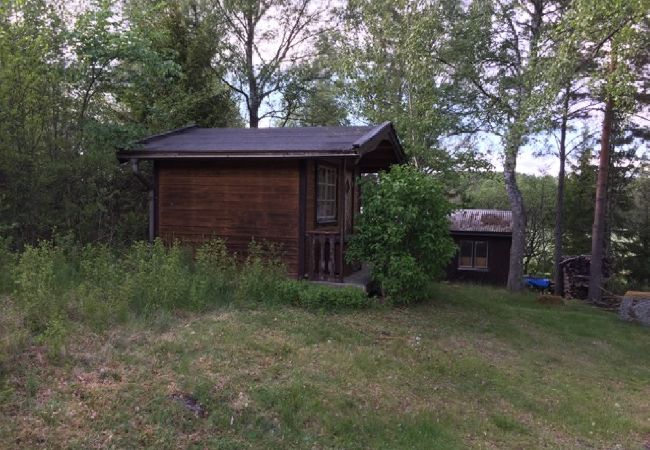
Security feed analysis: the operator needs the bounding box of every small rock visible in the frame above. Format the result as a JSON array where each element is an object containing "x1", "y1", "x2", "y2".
[
  {"x1": 170, "y1": 392, "x2": 208, "y2": 418},
  {"x1": 619, "y1": 296, "x2": 650, "y2": 327}
]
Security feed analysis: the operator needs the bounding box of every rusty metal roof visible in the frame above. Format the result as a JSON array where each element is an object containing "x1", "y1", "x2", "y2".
[
  {"x1": 117, "y1": 122, "x2": 405, "y2": 163},
  {"x1": 449, "y1": 209, "x2": 512, "y2": 234}
]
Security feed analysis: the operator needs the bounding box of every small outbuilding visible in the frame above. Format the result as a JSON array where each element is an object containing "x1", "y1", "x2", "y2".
[
  {"x1": 446, "y1": 209, "x2": 512, "y2": 286},
  {"x1": 117, "y1": 123, "x2": 405, "y2": 282}
]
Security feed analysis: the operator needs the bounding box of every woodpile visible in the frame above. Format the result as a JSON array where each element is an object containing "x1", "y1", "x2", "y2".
[{"x1": 559, "y1": 255, "x2": 611, "y2": 301}]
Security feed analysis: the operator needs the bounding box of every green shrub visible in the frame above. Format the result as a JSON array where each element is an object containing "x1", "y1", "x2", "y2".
[
  {"x1": 37, "y1": 313, "x2": 70, "y2": 361},
  {"x1": 190, "y1": 239, "x2": 238, "y2": 309},
  {"x1": 75, "y1": 244, "x2": 129, "y2": 330},
  {"x1": 346, "y1": 165, "x2": 456, "y2": 304},
  {"x1": 236, "y1": 240, "x2": 288, "y2": 304},
  {"x1": 12, "y1": 241, "x2": 72, "y2": 333},
  {"x1": 121, "y1": 239, "x2": 193, "y2": 314}
]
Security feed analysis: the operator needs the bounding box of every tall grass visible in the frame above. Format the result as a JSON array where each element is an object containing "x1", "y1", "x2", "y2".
[
  {"x1": 1, "y1": 238, "x2": 369, "y2": 364},
  {"x1": 0, "y1": 237, "x2": 15, "y2": 294}
]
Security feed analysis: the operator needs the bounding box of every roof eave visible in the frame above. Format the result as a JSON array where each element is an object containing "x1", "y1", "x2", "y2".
[
  {"x1": 449, "y1": 230, "x2": 512, "y2": 237},
  {"x1": 117, "y1": 150, "x2": 360, "y2": 163},
  {"x1": 353, "y1": 122, "x2": 407, "y2": 164}
]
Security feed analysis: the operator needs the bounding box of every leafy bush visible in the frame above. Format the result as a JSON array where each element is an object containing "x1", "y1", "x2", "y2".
[
  {"x1": 121, "y1": 240, "x2": 194, "y2": 314},
  {"x1": 346, "y1": 165, "x2": 456, "y2": 303},
  {"x1": 12, "y1": 241, "x2": 71, "y2": 333},
  {"x1": 75, "y1": 244, "x2": 129, "y2": 330}
]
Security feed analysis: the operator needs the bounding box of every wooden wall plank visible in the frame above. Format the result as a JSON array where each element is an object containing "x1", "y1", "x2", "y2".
[
  {"x1": 445, "y1": 234, "x2": 511, "y2": 286},
  {"x1": 157, "y1": 160, "x2": 301, "y2": 276}
]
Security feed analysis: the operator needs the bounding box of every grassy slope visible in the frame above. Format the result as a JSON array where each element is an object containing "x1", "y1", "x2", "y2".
[{"x1": 1, "y1": 284, "x2": 649, "y2": 449}]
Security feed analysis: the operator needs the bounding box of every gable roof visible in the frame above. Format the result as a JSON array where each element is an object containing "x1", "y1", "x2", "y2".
[
  {"x1": 449, "y1": 209, "x2": 512, "y2": 234},
  {"x1": 117, "y1": 122, "x2": 405, "y2": 164}
]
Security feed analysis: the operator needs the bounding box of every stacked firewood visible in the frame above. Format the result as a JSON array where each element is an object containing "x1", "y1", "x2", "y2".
[{"x1": 560, "y1": 255, "x2": 611, "y2": 301}]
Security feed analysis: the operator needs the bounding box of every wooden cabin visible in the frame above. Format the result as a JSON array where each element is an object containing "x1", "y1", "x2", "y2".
[
  {"x1": 117, "y1": 123, "x2": 405, "y2": 282},
  {"x1": 446, "y1": 209, "x2": 512, "y2": 285}
]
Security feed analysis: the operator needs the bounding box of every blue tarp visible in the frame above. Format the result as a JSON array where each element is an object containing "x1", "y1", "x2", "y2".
[{"x1": 524, "y1": 277, "x2": 551, "y2": 289}]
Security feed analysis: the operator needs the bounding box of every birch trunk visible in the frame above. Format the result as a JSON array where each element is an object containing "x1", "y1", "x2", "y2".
[
  {"x1": 504, "y1": 131, "x2": 526, "y2": 291},
  {"x1": 553, "y1": 87, "x2": 570, "y2": 296}
]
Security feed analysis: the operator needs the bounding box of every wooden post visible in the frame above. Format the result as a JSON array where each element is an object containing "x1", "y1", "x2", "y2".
[
  {"x1": 329, "y1": 236, "x2": 336, "y2": 278},
  {"x1": 298, "y1": 160, "x2": 306, "y2": 279},
  {"x1": 319, "y1": 235, "x2": 325, "y2": 280},
  {"x1": 339, "y1": 158, "x2": 347, "y2": 282}
]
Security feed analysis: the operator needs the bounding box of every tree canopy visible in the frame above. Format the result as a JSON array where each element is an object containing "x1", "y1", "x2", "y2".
[{"x1": 0, "y1": 0, "x2": 647, "y2": 292}]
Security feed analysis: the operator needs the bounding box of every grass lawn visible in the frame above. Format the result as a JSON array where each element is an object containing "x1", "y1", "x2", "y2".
[{"x1": 1, "y1": 283, "x2": 649, "y2": 449}]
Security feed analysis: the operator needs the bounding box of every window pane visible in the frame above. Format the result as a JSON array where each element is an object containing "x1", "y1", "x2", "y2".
[
  {"x1": 459, "y1": 241, "x2": 473, "y2": 267},
  {"x1": 317, "y1": 166, "x2": 337, "y2": 222},
  {"x1": 474, "y1": 241, "x2": 488, "y2": 268}
]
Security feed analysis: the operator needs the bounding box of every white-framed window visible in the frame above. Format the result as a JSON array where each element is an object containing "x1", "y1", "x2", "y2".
[
  {"x1": 459, "y1": 240, "x2": 488, "y2": 269},
  {"x1": 317, "y1": 165, "x2": 337, "y2": 223}
]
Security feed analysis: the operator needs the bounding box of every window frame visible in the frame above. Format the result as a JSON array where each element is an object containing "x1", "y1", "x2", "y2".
[
  {"x1": 473, "y1": 240, "x2": 488, "y2": 269},
  {"x1": 458, "y1": 240, "x2": 475, "y2": 268},
  {"x1": 458, "y1": 240, "x2": 489, "y2": 270},
  {"x1": 316, "y1": 163, "x2": 338, "y2": 224}
]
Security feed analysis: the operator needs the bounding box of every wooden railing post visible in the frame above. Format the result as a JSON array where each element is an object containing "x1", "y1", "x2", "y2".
[
  {"x1": 319, "y1": 235, "x2": 325, "y2": 279},
  {"x1": 327, "y1": 236, "x2": 335, "y2": 277},
  {"x1": 307, "y1": 231, "x2": 342, "y2": 282}
]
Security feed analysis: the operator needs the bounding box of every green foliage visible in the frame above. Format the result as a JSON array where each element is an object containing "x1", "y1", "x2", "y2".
[
  {"x1": 122, "y1": 0, "x2": 242, "y2": 129},
  {"x1": 12, "y1": 241, "x2": 69, "y2": 333},
  {"x1": 0, "y1": 0, "x2": 242, "y2": 251},
  {"x1": 339, "y1": 0, "x2": 490, "y2": 190},
  {"x1": 121, "y1": 240, "x2": 194, "y2": 313},
  {"x1": 235, "y1": 240, "x2": 289, "y2": 304},
  {"x1": 0, "y1": 238, "x2": 15, "y2": 294},
  {"x1": 0, "y1": 299, "x2": 28, "y2": 377},
  {"x1": 37, "y1": 313, "x2": 70, "y2": 361},
  {"x1": 563, "y1": 147, "x2": 597, "y2": 255},
  {"x1": 7, "y1": 237, "x2": 371, "y2": 357},
  {"x1": 621, "y1": 171, "x2": 650, "y2": 291},
  {"x1": 279, "y1": 281, "x2": 370, "y2": 311},
  {"x1": 550, "y1": 0, "x2": 649, "y2": 114},
  {"x1": 347, "y1": 165, "x2": 455, "y2": 303},
  {"x1": 191, "y1": 239, "x2": 238, "y2": 309}
]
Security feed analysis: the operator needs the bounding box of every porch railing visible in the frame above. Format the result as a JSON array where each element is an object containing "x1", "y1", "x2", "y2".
[{"x1": 306, "y1": 231, "x2": 343, "y2": 282}]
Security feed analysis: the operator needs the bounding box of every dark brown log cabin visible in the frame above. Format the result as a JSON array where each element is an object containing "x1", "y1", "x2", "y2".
[
  {"x1": 117, "y1": 123, "x2": 405, "y2": 281},
  {"x1": 446, "y1": 209, "x2": 512, "y2": 286}
]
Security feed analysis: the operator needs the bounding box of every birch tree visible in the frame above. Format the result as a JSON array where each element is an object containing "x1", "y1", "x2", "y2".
[
  {"x1": 438, "y1": 0, "x2": 563, "y2": 290},
  {"x1": 214, "y1": 0, "x2": 333, "y2": 127}
]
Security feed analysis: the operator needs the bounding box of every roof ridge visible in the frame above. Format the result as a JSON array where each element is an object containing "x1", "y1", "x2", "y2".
[
  {"x1": 351, "y1": 122, "x2": 391, "y2": 149},
  {"x1": 136, "y1": 124, "x2": 198, "y2": 145}
]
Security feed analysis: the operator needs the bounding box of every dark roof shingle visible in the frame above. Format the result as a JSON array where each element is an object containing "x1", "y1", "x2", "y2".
[{"x1": 117, "y1": 122, "x2": 404, "y2": 162}]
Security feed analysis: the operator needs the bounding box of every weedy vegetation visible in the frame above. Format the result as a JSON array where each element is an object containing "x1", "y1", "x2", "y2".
[{"x1": 0, "y1": 240, "x2": 649, "y2": 449}]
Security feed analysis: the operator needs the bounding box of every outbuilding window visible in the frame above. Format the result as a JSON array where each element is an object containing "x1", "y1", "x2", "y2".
[
  {"x1": 459, "y1": 240, "x2": 488, "y2": 269},
  {"x1": 317, "y1": 165, "x2": 337, "y2": 223}
]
